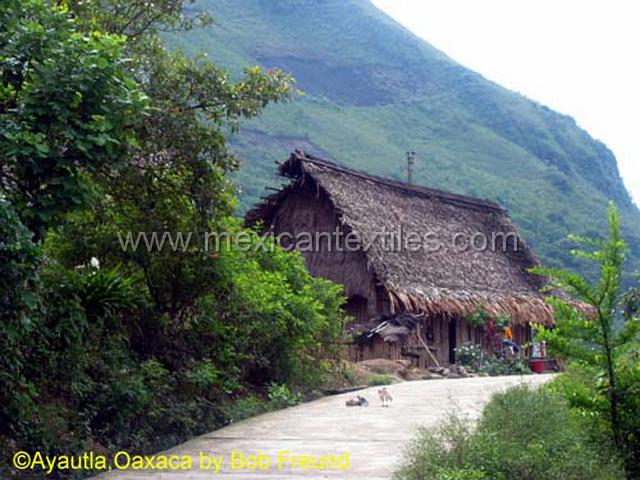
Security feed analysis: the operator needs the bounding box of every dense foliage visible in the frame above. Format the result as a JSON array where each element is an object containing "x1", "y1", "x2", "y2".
[
  {"x1": 531, "y1": 204, "x2": 640, "y2": 478},
  {"x1": 395, "y1": 386, "x2": 623, "y2": 480},
  {"x1": 0, "y1": 0, "x2": 147, "y2": 238},
  {"x1": 0, "y1": 0, "x2": 345, "y2": 476}
]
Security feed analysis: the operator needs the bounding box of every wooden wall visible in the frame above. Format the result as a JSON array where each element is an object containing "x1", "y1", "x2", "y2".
[
  {"x1": 348, "y1": 313, "x2": 530, "y2": 368},
  {"x1": 270, "y1": 186, "x2": 380, "y2": 319}
]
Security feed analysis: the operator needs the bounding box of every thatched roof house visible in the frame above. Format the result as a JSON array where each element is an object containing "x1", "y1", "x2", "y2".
[{"x1": 247, "y1": 151, "x2": 553, "y2": 366}]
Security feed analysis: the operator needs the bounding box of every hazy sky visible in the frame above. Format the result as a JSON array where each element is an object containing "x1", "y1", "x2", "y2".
[{"x1": 372, "y1": 0, "x2": 639, "y2": 205}]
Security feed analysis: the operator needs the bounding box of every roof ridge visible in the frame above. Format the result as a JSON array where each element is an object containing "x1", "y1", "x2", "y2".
[{"x1": 294, "y1": 151, "x2": 505, "y2": 213}]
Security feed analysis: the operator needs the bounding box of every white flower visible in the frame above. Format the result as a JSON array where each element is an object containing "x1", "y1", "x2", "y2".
[{"x1": 90, "y1": 257, "x2": 100, "y2": 269}]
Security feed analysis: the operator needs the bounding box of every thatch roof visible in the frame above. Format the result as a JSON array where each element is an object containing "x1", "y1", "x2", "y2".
[{"x1": 248, "y1": 151, "x2": 557, "y2": 325}]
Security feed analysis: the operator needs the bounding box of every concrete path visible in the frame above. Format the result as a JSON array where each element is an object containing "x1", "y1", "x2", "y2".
[{"x1": 97, "y1": 374, "x2": 555, "y2": 480}]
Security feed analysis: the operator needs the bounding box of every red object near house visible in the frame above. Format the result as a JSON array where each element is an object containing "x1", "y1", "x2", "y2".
[{"x1": 530, "y1": 359, "x2": 546, "y2": 373}]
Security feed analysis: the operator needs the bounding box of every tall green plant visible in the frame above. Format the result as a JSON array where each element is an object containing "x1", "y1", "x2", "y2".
[
  {"x1": 0, "y1": 0, "x2": 147, "y2": 237},
  {"x1": 531, "y1": 203, "x2": 640, "y2": 477}
]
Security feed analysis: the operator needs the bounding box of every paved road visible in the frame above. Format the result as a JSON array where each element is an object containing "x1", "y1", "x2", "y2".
[{"x1": 97, "y1": 374, "x2": 555, "y2": 480}]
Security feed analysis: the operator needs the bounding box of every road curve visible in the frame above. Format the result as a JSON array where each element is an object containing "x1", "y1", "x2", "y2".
[{"x1": 96, "y1": 374, "x2": 555, "y2": 480}]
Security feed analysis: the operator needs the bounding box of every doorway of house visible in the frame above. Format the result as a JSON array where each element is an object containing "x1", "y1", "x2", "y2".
[
  {"x1": 345, "y1": 295, "x2": 368, "y2": 323},
  {"x1": 448, "y1": 318, "x2": 457, "y2": 365}
]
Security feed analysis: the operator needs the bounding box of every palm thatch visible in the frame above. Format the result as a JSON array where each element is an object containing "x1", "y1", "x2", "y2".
[{"x1": 248, "y1": 150, "x2": 558, "y2": 325}]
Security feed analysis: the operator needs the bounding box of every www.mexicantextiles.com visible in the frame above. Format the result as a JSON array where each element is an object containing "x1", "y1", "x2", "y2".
[{"x1": 116, "y1": 227, "x2": 519, "y2": 254}]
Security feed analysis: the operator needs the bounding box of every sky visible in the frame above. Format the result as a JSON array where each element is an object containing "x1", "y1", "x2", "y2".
[{"x1": 372, "y1": 0, "x2": 640, "y2": 205}]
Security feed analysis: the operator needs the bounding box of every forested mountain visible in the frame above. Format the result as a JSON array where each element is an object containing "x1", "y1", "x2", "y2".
[{"x1": 168, "y1": 0, "x2": 640, "y2": 277}]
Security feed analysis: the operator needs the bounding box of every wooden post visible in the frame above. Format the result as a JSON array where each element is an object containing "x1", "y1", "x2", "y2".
[{"x1": 416, "y1": 322, "x2": 440, "y2": 368}]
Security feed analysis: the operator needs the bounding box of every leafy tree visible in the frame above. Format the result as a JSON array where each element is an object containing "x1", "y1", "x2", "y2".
[
  {"x1": 66, "y1": 0, "x2": 293, "y2": 217},
  {"x1": 57, "y1": 0, "x2": 294, "y2": 322},
  {"x1": 531, "y1": 203, "x2": 640, "y2": 477},
  {"x1": 208, "y1": 222, "x2": 345, "y2": 386},
  {"x1": 1, "y1": 0, "x2": 346, "y2": 473},
  {"x1": 0, "y1": 0, "x2": 147, "y2": 237}
]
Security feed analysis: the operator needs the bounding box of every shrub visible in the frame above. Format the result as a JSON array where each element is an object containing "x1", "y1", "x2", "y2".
[
  {"x1": 455, "y1": 342, "x2": 484, "y2": 371},
  {"x1": 493, "y1": 314, "x2": 510, "y2": 331},
  {"x1": 395, "y1": 386, "x2": 624, "y2": 480},
  {"x1": 479, "y1": 356, "x2": 531, "y2": 376},
  {"x1": 210, "y1": 224, "x2": 346, "y2": 388},
  {"x1": 547, "y1": 362, "x2": 640, "y2": 478},
  {"x1": 455, "y1": 342, "x2": 531, "y2": 376},
  {"x1": 74, "y1": 265, "x2": 142, "y2": 320},
  {"x1": 0, "y1": 1, "x2": 320, "y2": 474},
  {"x1": 465, "y1": 309, "x2": 489, "y2": 328},
  {"x1": 223, "y1": 395, "x2": 266, "y2": 424},
  {"x1": 221, "y1": 384, "x2": 302, "y2": 425},
  {"x1": 267, "y1": 383, "x2": 302, "y2": 409},
  {"x1": 366, "y1": 373, "x2": 395, "y2": 386}
]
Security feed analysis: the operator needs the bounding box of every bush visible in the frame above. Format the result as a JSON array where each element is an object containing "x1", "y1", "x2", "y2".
[
  {"x1": 479, "y1": 356, "x2": 531, "y2": 376},
  {"x1": 0, "y1": 1, "x2": 319, "y2": 475},
  {"x1": 221, "y1": 384, "x2": 302, "y2": 425},
  {"x1": 455, "y1": 342, "x2": 484, "y2": 371},
  {"x1": 223, "y1": 395, "x2": 266, "y2": 424},
  {"x1": 547, "y1": 363, "x2": 640, "y2": 478},
  {"x1": 366, "y1": 373, "x2": 396, "y2": 386},
  {"x1": 209, "y1": 224, "x2": 345, "y2": 388},
  {"x1": 455, "y1": 342, "x2": 531, "y2": 376},
  {"x1": 465, "y1": 309, "x2": 489, "y2": 328},
  {"x1": 395, "y1": 386, "x2": 624, "y2": 480},
  {"x1": 267, "y1": 383, "x2": 302, "y2": 409}
]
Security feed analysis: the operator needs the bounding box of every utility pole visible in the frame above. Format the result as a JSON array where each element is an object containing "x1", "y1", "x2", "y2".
[{"x1": 406, "y1": 151, "x2": 415, "y2": 185}]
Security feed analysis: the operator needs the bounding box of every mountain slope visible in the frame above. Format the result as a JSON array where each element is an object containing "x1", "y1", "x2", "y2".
[{"x1": 169, "y1": 0, "x2": 640, "y2": 277}]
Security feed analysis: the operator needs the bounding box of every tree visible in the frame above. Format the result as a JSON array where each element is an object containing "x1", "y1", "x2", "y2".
[
  {"x1": 0, "y1": 0, "x2": 148, "y2": 238},
  {"x1": 1, "y1": 0, "x2": 346, "y2": 471},
  {"x1": 56, "y1": 0, "x2": 294, "y2": 322},
  {"x1": 531, "y1": 203, "x2": 640, "y2": 478},
  {"x1": 0, "y1": 0, "x2": 145, "y2": 443}
]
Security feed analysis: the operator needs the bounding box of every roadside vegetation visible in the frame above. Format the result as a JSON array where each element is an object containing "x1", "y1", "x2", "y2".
[
  {"x1": 532, "y1": 204, "x2": 640, "y2": 478},
  {"x1": 0, "y1": 0, "x2": 345, "y2": 476},
  {"x1": 365, "y1": 373, "x2": 396, "y2": 386},
  {"x1": 397, "y1": 205, "x2": 640, "y2": 479},
  {"x1": 395, "y1": 386, "x2": 624, "y2": 480}
]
